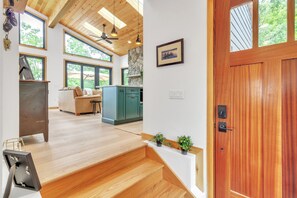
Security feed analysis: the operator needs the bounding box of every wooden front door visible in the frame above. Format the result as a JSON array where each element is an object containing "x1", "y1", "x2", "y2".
[{"x1": 214, "y1": 0, "x2": 297, "y2": 197}]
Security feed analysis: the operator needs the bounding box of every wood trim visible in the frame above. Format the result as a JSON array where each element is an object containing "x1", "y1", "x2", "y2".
[
  {"x1": 19, "y1": 80, "x2": 50, "y2": 83},
  {"x1": 141, "y1": 133, "x2": 204, "y2": 192},
  {"x1": 19, "y1": 10, "x2": 48, "y2": 50},
  {"x1": 288, "y1": 0, "x2": 295, "y2": 42},
  {"x1": 19, "y1": 52, "x2": 48, "y2": 81},
  {"x1": 19, "y1": 43, "x2": 48, "y2": 51},
  {"x1": 48, "y1": 107, "x2": 59, "y2": 109},
  {"x1": 48, "y1": 0, "x2": 77, "y2": 28},
  {"x1": 141, "y1": 133, "x2": 203, "y2": 154},
  {"x1": 230, "y1": 41, "x2": 297, "y2": 66},
  {"x1": 207, "y1": 0, "x2": 215, "y2": 196},
  {"x1": 230, "y1": 0, "x2": 252, "y2": 8},
  {"x1": 145, "y1": 147, "x2": 195, "y2": 198},
  {"x1": 253, "y1": 0, "x2": 259, "y2": 48}
]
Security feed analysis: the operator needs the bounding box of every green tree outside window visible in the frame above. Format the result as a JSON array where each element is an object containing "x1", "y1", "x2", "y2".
[{"x1": 259, "y1": 0, "x2": 287, "y2": 47}]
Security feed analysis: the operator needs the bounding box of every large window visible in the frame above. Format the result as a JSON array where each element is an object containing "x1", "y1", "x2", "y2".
[
  {"x1": 19, "y1": 11, "x2": 46, "y2": 49},
  {"x1": 20, "y1": 54, "x2": 45, "y2": 80},
  {"x1": 64, "y1": 32, "x2": 112, "y2": 62},
  {"x1": 259, "y1": 0, "x2": 287, "y2": 47},
  {"x1": 122, "y1": 68, "x2": 129, "y2": 85},
  {"x1": 65, "y1": 61, "x2": 112, "y2": 89}
]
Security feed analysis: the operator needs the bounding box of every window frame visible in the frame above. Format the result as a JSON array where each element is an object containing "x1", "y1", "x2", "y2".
[
  {"x1": 230, "y1": 0, "x2": 297, "y2": 53},
  {"x1": 19, "y1": 11, "x2": 47, "y2": 50},
  {"x1": 64, "y1": 31, "x2": 113, "y2": 63},
  {"x1": 64, "y1": 60, "x2": 112, "y2": 89},
  {"x1": 121, "y1": 68, "x2": 129, "y2": 85},
  {"x1": 19, "y1": 53, "x2": 46, "y2": 81}
]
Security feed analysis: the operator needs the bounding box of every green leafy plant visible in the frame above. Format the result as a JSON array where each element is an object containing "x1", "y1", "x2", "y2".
[
  {"x1": 177, "y1": 136, "x2": 193, "y2": 154},
  {"x1": 152, "y1": 133, "x2": 165, "y2": 147}
]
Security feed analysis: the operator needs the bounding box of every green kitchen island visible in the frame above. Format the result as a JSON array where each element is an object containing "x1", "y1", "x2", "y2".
[{"x1": 101, "y1": 85, "x2": 143, "y2": 125}]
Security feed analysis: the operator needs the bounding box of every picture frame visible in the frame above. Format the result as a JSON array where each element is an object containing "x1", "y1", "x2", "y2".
[
  {"x1": 3, "y1": 149, "x2": 41, "y2": 198},
  {"x1": 156, "y1": 38, "x2": 184, "y2": 67},
  {"x1": 19, "y1": 55, "x2": 34, "y2": 80}
]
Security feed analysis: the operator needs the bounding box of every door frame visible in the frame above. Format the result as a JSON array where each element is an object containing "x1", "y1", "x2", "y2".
[{"x1": 207, "y1": 0, "x2": 215, "y2": 197}]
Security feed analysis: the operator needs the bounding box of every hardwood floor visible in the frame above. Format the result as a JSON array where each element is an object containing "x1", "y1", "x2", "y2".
[{"x1": 22, "y1": 110, "x2": 145, "y2": 185}]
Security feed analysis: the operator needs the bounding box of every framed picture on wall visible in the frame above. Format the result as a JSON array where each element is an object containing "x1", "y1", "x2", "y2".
[{"x1": 156, "y1": 38, "x2": 184, "y2": 67}]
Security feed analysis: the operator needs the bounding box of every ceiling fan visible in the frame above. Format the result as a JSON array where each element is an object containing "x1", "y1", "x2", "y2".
[{"x1": 89, "y1": 24, "x2": 118, "y2": 44}]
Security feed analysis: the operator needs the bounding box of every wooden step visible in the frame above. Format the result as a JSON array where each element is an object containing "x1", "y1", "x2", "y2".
[
  {"x1": 61, "y1": 159, "x2": 164, "y2": 198},
  {"x1": 41, "y1": 146, "x2": 147, "y2": 198},
  {"x1": 140, "y1": 180, "x2": 187, "y2": 198}
]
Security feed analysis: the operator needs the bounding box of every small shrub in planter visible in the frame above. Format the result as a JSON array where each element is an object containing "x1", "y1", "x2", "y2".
[
  {"x1": 152, "y1": 133, "x2": 165, "y2": 147},
  {"x1": 177, "y1": 135, "x2": 193, "y2": 155}
]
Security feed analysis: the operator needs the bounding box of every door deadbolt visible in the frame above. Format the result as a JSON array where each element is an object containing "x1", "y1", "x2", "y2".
[{"x1": 218, "y1": 105, "x2": 227, "y2": 119}]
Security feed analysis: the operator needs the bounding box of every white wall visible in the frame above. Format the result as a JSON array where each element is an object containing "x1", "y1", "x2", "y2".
[
  {"x1": 1, "y1": 3, "x2": 20, "y2": 192},
  {"x1": 120, "y1": 54, "x2": 128, "y2": 68},
  {"x1": 19, "y1": 7, "x2": 121, "y2": 107},
  {"x1": 143, "y1": 0, "x2": 207, "y2": 194},
  {"x1": 2, "y1": 15, "x2": 19, "y2": 141},
  {"x1": 0, "y1": 1, "x2": 3, "y2": 192}
]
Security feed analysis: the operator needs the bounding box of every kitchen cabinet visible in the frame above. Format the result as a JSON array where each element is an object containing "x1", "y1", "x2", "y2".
[{"x1": 102, "y1": 86, "x2": 142, "y2": 125}]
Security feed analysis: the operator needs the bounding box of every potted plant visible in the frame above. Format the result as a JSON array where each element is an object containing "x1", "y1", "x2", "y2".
[
  {"x1": 153, "y1": 133, "x2": 165, "y2": 147},
  {"x1": 177, "y1": 135, "x2": 193, "y2": 155}
]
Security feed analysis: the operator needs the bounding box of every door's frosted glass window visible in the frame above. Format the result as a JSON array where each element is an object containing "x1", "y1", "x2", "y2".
[{"x1": 230, "y1": 2, "x2": 253, "y2": 52}]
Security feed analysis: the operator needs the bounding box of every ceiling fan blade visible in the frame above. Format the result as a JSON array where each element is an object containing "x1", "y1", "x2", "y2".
[
  {"x1": 89, "y1": 35, "x2": 101, "y2": 38},
  {"x1": 105, "y1": 39, "x2": 112, "y2": 44},
  {"x1": 107, "y1": 38, "x2": 119, "y2": 40},
  {"x1": 96, "y1": 39, "x2": 103, "y2": 42}
]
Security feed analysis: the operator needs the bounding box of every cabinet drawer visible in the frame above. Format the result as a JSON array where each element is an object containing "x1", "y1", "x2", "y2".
[{"x1": 126, "y1": 87, "x2": 140, "y2": 94}]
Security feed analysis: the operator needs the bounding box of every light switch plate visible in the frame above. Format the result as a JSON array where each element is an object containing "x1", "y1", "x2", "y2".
[{"x1": 169, "y1": 89, "x2": 184, "y2": 99}]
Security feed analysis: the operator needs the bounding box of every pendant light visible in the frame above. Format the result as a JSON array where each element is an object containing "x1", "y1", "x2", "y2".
[
  {"x1": 135, "y1": 0, "x2": 142, "y2": 45},
  {"x1": 111, "y1": 0, "x2": 118, "y2": 37}
]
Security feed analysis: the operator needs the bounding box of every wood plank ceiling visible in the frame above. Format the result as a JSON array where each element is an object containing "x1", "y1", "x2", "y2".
[{"x1": 26, "y1": 0, "x2": 143, "y2": 56}]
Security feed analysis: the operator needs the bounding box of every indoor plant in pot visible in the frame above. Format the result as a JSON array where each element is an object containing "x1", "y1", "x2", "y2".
[
  {"x1": 177, "y1": 135, "x2": 193, "y2": 155},
  {"x1": 153, "y1": 133, "x2": 165, "y2": 147}
]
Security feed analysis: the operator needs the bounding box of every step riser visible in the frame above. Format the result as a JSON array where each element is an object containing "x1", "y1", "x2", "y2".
[
  {"x1": 115, "y1": 168, "x2": 163, "y2": 198},
  {"x1": 41, "y1": 147, "x2": 146, "y2": 198}
]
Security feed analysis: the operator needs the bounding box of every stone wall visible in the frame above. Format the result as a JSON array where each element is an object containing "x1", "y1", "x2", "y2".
[{"x1": 128, "y1": 46, "x2": 143, "y2": 86}]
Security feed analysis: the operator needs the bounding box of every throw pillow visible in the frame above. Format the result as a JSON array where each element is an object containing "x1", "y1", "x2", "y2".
[
  {"x1": 84, "y1": 88, "x2": 93, "y2": 96},
  {"x1": 75, "y1": 86, "x2": 83, "y2": 96}
]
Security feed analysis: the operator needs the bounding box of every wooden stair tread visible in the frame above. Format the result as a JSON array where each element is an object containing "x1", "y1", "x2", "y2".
[
  {"x1": 38, "y1": 139, "x2": 147, "y2": 185},
  {"x1": 63, "y1": 159, "x2": 164, "y2": 198},
  {"x1": 141, "y1": 180, "x2": 187, "y2": 198}
]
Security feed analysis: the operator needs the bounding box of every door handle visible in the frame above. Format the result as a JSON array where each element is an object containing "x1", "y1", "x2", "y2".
[{"x1": 218, "y1": 122, "x2": 233, "y2": 132}]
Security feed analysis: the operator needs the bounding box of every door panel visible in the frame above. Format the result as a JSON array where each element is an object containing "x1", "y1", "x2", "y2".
[
  {"x1": 262, "y1": 61, "x2": 282, "y2": 198},
  {"x1": 282, "y1": 59, "x2": 297, "y2": 198},
  {"x1": 125, "y1": 94, "x2": 139, "y2": 119},
  {"x1": 215, "y1": 0, "x2": 297, "y2": 197},
  {"x1": 230, "y1": 64, "x2": 263, "y2": 198}
]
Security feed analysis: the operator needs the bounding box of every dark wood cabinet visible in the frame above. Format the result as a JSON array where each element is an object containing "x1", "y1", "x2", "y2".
[{"x1": 19, "y1": 80, "x2": 49, "y2": 142}]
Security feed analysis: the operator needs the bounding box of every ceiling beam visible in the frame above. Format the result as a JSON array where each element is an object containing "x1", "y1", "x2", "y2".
[{"x1": 48, "y1": 0, "x2": 77, "y2": 28}]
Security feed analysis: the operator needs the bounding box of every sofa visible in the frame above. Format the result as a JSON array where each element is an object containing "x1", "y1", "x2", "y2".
[{"x1": 58, "y1": 87, "x2": 102, "y2": 116}]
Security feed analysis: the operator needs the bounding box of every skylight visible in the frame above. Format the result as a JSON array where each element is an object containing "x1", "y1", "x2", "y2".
[
  {"x1": 126, "y1": 0, "x2": 143, "y2": 16},
  {"x1": 98, "y1": 8, "x2": 127, "y2": 29},
  {"x1": 83, "y1": 22, "x2": 102, "y2": 36}
]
